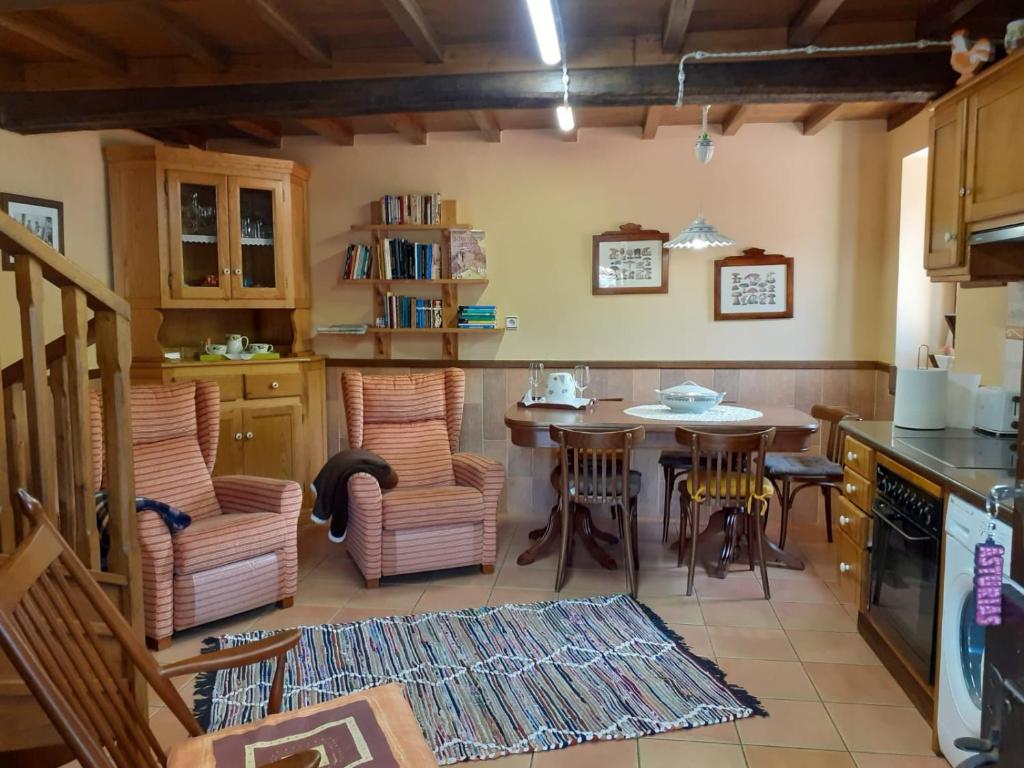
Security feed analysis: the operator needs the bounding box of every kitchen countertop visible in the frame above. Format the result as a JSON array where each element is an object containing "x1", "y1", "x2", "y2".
[{"x1": 841, "y1": 421, "x2": 1017, "y2": 519}]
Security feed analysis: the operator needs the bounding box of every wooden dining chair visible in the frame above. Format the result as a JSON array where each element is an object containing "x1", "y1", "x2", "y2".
[
  {"x1": 764, "y1": 405, "x2": 861, "y2": 548},
  {"x1": 675, "y1": 428, "x2": 776, "y2": 599},
  {"x1": 659, "y1": 450, "x2": 693, "y2": 543},
  {"x1": 550, "y1": 425, "x2": 645, "y2": 597},
  {"x1": 0, "y1": 489, "x2": 319, "y2": 768}
]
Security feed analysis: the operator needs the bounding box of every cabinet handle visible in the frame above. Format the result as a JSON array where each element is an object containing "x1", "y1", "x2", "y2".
[
  {"x1": 846, "y1": 450, "x2": 857, "y2": 462},
  {"x1": 845, "y1": 483, "x2": 856, "y2": 495},
  {"x1": 222, "y1": 267, "x2": 231, "y2": 275},
  {"x1": 944, "y1": 232, "x2": 957, "y2": 243},
  {"x1": 271, "y1": 381, "x2": 280, "y2": 390},
  {"x1": 839, "y1": 514, "x2": 850, "y2": 526},
  {"x1": 245, "y1": 431, "x2": 254, "y2": 440},
  {"x1": 234, "y1": 267, "x2": 243, "y2": 276},
  {"x1": 965, "y1": 187, "x2": 972, "y2": 196},
  {"x1": 839, "y1": 562, "x2": 852, "y2": 574},
  {"x1": 234, "y1": 432, "x2": 243, "y2": 441}
]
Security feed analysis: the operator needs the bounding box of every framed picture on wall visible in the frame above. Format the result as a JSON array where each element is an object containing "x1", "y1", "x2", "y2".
[
  {"x1": 592, "y1": 223, "x2": 669, "y2": 295},
  {"x1": 1, "y1": 193, "x2": 65, "y2": 254},
  {"x1": 714, "y1": 247, "x2": 794, "y2": 320}
]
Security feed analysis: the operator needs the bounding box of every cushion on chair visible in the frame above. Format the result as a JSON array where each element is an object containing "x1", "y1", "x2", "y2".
[
  {"x1": 172, "y1": 512, "x2": 291, "y2": 574},
  {"x1": 658, "y1": 450, "x2": 693, "y2": 470},
  {"x1": 382, "y1": 486, "x2": 484, "y2": 531},
  {"x1": 363, "y1": 420, "x2": 455, "y2": 487},
  {"x1": 764, "y1": 453, "x2": 843, "y2": 479},
  {"x1": 551, "y1": 465, "x2": 643, "y2": 499},
  {"x1": 362, "y1": 371, "x2": 447, "y2": 423},
  {"x1": 687, "y1": 475, "x2": 774, "y2": 500}
]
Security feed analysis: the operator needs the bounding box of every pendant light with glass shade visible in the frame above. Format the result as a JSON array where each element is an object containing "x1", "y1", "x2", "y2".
[{"x1": 667, "y1": 105, "x2": 736, "y2": 250}]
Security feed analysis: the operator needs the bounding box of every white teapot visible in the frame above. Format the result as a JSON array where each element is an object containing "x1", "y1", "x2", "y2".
[
  {"x1": 226, "y1": 334, "x2": 248, "y2": 356},
  {"x1": 545, "y1": 372, "x2": 576, "y2": 404}
]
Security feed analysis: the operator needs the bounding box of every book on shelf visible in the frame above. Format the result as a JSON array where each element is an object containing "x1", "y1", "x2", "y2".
[
  {"x1": 341, "y1": 243, "x2": 374, "y2": 280},
  {"x1": 379, "y1": 238, "x2": 441, "y2": 280},
  {"x1": 317, "y1": 324, "x2": 369, "y2": 335},
  {"x1": 449, "y1": 229, "x2": 487, "y2": 279},
  {"x1": 377, "y1": 293, "x2": 444, "y2": 329},
  {"x1": 457, "y1": 304, "x2": 496, "y2": 329},
  {"x1": 380, "y1": 193, "x2": 442, "y2": 225}
]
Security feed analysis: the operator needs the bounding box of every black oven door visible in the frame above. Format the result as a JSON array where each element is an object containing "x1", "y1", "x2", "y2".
[{"x1": 868, "y1": 497, "x2": 941, "y2": 684}]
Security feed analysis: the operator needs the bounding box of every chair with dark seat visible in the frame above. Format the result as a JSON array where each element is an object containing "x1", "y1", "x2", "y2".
[
  {"x1": 659, "y1": 450, "x2": 693, "y2": 543},
  {"x1": 764, "y1": 405, "x2": 861, "y2": 548},
  {"x1": 675, "y1": 427, "x2": 776, "y2": 599},
  {"x1": 550, "y1": 425, "x2": 645, "y2": 596}
]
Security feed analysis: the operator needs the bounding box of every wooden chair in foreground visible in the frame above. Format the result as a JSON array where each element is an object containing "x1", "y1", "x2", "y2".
[
  {"x1": 764, "y1": 405, "x2": 861, "y2": 548},
  {"x1": 675, "y1": 428, "x2": 776, "y2": 599},
  {"x1": 0, "y1": 490, "x2": 435, "y2": 768},
  {"x1": 550, "y1": 426, "x2": 645, "y2": 597}
]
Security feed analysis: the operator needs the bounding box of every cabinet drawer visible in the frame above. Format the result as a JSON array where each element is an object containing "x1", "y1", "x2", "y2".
[
  {"x1": 842, "y1": 435, "x2": 873, "y2": 478},
  {"x1": 842, "y1": 466, "x2": 872, "y2": 512},
  {"x1": 836, "y1": 530, "x2": 866, "y2": 607},
  {"x1": 171, "y1": 373, "x2": 243, "y2": 401},
  {"x1": 836, "y1": 494, "x2": 872, "y2": 549},
  {"x1": 245, "y1": 372, "x2": 302, "y2": 399}
]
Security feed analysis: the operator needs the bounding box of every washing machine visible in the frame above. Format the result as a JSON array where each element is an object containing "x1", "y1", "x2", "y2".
[{"x1": 937, "y1": 494, "x2": 1013, "y2": 765}]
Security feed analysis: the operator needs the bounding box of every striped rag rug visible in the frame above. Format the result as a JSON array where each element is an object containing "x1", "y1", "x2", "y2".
[{"x1": 195, "y1": 593, "x2": 765, "y2": 764}]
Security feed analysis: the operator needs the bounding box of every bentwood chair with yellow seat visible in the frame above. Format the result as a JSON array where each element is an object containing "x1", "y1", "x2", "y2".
[
  {"x1": 675, "y1": 427, "x2": 776, "y2": 599},
  {"x1": 550, "y1": 425, "x2": 645, "y2": 597},
  {"x1": 764, "y1": 405, "x2": 861, "y2": 548},
  {"x1": 0, "y1": 490, "x2": 436, "y2": 768}
]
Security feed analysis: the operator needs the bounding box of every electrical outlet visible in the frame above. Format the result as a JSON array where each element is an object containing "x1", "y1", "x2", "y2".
[{"x1": 504, "y1": 315, "x2": 519, "y2": 330}]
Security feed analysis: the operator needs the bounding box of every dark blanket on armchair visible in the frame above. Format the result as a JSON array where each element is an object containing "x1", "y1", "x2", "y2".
[{"x1": 311, "y1": 449, "x2": 398, "y2": 542}]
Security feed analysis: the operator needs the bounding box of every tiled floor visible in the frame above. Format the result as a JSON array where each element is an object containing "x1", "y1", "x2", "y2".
[{"x1": 143, "y1": 514, "x2": 952, "y2": 768}]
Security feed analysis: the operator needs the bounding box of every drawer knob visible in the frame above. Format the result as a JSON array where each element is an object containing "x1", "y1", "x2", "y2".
[
  {"x1": 839, "y1": 514, "x2": 850, "y2": 526},
  {"x1": 846, "y1": 450, "x2": 858, "y2": 462},
  {"x1": 222, "y1": 267, "x2": 231, "y2": 275},
  {"x1": 839, "y1": 562, "x2": 852, "y2": 574},
  {"x1": 944, "y1": 231, "x2": 957, "y2": 243},
  {"x1": 245, "y1": 431, "x2": 254, "y2": 440},
  {"x1": 234, "y1": 432, "x2": 243, "y2": 441},
  {"x1": 271, "y1": 381, "x2": 280, "y2": 389},
  {"x1": 234, "y1": 267, "x2": 243, "y2": 275},
  {"x1": 845, "y1": 483, "x2": 856, "y2": 494}
]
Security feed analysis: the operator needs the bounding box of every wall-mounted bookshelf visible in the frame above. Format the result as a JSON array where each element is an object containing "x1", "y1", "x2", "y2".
[{"x1": 327, "y1": 199, "x2": 502, "y2": 361}]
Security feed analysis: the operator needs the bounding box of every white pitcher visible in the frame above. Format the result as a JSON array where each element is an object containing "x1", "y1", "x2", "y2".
[
  {"x1": 545, "y1": 372, "x2": 576, "y2": 404},
  {"x1": 226, "y1": 334, "x2": 248, "y2": 356}
]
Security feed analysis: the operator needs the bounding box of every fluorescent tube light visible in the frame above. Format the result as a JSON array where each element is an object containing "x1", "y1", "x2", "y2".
[
  {"x1": 526, "y1": 0, "x2": 561, "y2": 65},
  {"x1": 555, "y1": 105, "x2": 575, "y2": 132}
]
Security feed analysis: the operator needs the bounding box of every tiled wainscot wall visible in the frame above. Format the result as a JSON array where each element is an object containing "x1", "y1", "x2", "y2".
[{"x1": 325, "y1": 364, "x2": 895, "y2": 529}]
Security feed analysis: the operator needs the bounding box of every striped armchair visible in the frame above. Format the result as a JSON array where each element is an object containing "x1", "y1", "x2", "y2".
[
  {"x1": 91, "y1": 381, "x2": 302, "y2": 648},
  {"x1": 342, "y1": 369, "x2": 504, "y2": 587}
]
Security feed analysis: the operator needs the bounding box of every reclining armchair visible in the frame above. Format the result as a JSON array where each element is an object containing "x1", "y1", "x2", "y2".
[
  {"x1": 91, "y1": 380, "x2": 302, "y2": 648},
  {"x1": 342, "y1": 369, "x2": 505, "y2": 587}
]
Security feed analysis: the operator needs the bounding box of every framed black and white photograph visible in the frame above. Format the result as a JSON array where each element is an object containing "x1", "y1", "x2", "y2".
[
  {"x1": 592, "y1": 223, "x2": 669, "y2": 295},
  {"x1": 714, "y1": 247, "x2": 794, "y2": 321},
  {"x1": 1, "y1": 193, "x2": 64, "y2": 254}
]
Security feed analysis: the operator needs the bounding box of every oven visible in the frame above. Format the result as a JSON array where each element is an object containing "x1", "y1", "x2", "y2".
[{"x1": 867, "y1": 462, "x2": 944, "y2": 686}]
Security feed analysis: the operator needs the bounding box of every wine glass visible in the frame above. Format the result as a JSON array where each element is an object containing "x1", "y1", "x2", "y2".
[
  {"x1": 573, "y1": 364, "x2": 591, "y2": 399},
  {"x1": 528, "y1": 362, "x2": 544, "y2": 401}
]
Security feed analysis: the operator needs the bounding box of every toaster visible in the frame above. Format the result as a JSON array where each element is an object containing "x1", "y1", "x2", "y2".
[{"x1": 974, "y1": 387, "x2": 1020, "y2": 436}]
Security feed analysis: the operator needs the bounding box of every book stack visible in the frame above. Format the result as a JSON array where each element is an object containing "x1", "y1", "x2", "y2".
[
  {"x1": 379, "y1": 238, "x2": 440, "y2": 280},
  {"x1": 342, "y1": 244, "x2": 374, "y2": 279},
  {"x1": 316, "y1": 324, "x2": 368, "y2": 335},
  {"x1": 379, "y1": 193, "x2": 442, "y2": 225},
  {"x1": 457, "y1": 305, "x2": 497, "y2": 329},
  {"x1": 378, "y1": 293, "x2": 444, "y2": 329}
]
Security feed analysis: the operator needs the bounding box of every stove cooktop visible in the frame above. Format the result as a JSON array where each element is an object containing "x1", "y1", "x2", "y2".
[{"x1": 893, "y1": 434, "x2": 1017, "y2": 470}]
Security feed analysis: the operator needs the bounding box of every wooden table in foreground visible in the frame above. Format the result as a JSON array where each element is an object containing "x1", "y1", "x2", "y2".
[{"x1": 505, "y1": 401, "x2": 819, "y2": 574}]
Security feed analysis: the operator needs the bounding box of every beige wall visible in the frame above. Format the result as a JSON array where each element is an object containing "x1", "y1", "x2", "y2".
[
  {"x1": 212, "y1": 121, "x2": 889, "y2": 362},
  {"x1": 0, "y1": 128, "x2": 152, "y2": 367}
]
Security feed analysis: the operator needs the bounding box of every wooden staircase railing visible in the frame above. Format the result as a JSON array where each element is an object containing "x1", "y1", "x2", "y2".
[{"x1": 0, "y1": 209, "x2": 142, "y2": 762}]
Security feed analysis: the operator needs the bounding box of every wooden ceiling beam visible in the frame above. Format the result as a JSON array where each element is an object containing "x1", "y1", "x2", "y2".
[
  {"x1": 721, "y1": 105, "x2": 752, "y2": 135},
  {"x1": 0, "y1": 1, "x2": 99, "y2": 8},
  {"x1": 0, "y1": 54, "x2": 24, "y2": 84},
  {"x1": 379, "y1": 0, "x2": 443, "y2": 64},
  {"x1": 470, "y1": 110, "x2": 501, "y2": 142},
  {"x1": 0, "y1": 54, "x2": 955, "y2": 133},
  {"x1": 297, "y1": 117, "x2": 353, "y2": 145},
  {"x1": 641, "y1": 105, "x2": 662, "y2": 139},
  {"x1": 229, "y1": 119, "x2": 282, "y2": 147},
  {"x1": 127, "y1": 1, "x2": 230, "y2": 72},
  {"x1": 887, "y1": 103, "x2": 927, "y2": 132},
  {"x1": 0, "y1": 11, "x2": 126, "y2": 74},
  {"x1": 788, "y1": 0, "x2": 847, "y2": 47},
  {"x1": 916, "y1": 0, "x2": 986, "y2": 38},
  {"x1": 386, "y1": 113, "x2": 427, "y2": 145},
  {"x1": 661, "y1": 0, "x2": 695, "y2": 53},
  {"x1": 245, "y1": 0, "x2": 331, "y2": 66},
  {"x1": 802, "y1": 103, "x2": 843, "y2": 135},
  {"x1": 136, "y1": 126, "x2": 208, "y2": 149}
]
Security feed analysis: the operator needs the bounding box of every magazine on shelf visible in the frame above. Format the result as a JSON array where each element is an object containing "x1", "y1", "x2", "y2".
[{"x1": 448, "y1": 229, "x2": 487, "y2": 279}]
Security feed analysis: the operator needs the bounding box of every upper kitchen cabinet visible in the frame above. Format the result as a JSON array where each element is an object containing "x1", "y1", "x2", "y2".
[
  {"x1": 105, "y1": 145, "x2": 309, "y2": 309},
  {"x1": 925, "y1": 54, "x2": 1024, "y2": 282}
]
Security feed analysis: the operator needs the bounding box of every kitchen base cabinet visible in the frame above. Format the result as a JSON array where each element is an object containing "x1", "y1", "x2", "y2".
[{"x1": 838, "y1": 432, "x2": 875, "y2": 611}]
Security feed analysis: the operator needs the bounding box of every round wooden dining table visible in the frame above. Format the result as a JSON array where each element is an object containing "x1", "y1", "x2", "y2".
[{"x1": 504, "y1": 400, "x2": 819, "y2": 575}]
